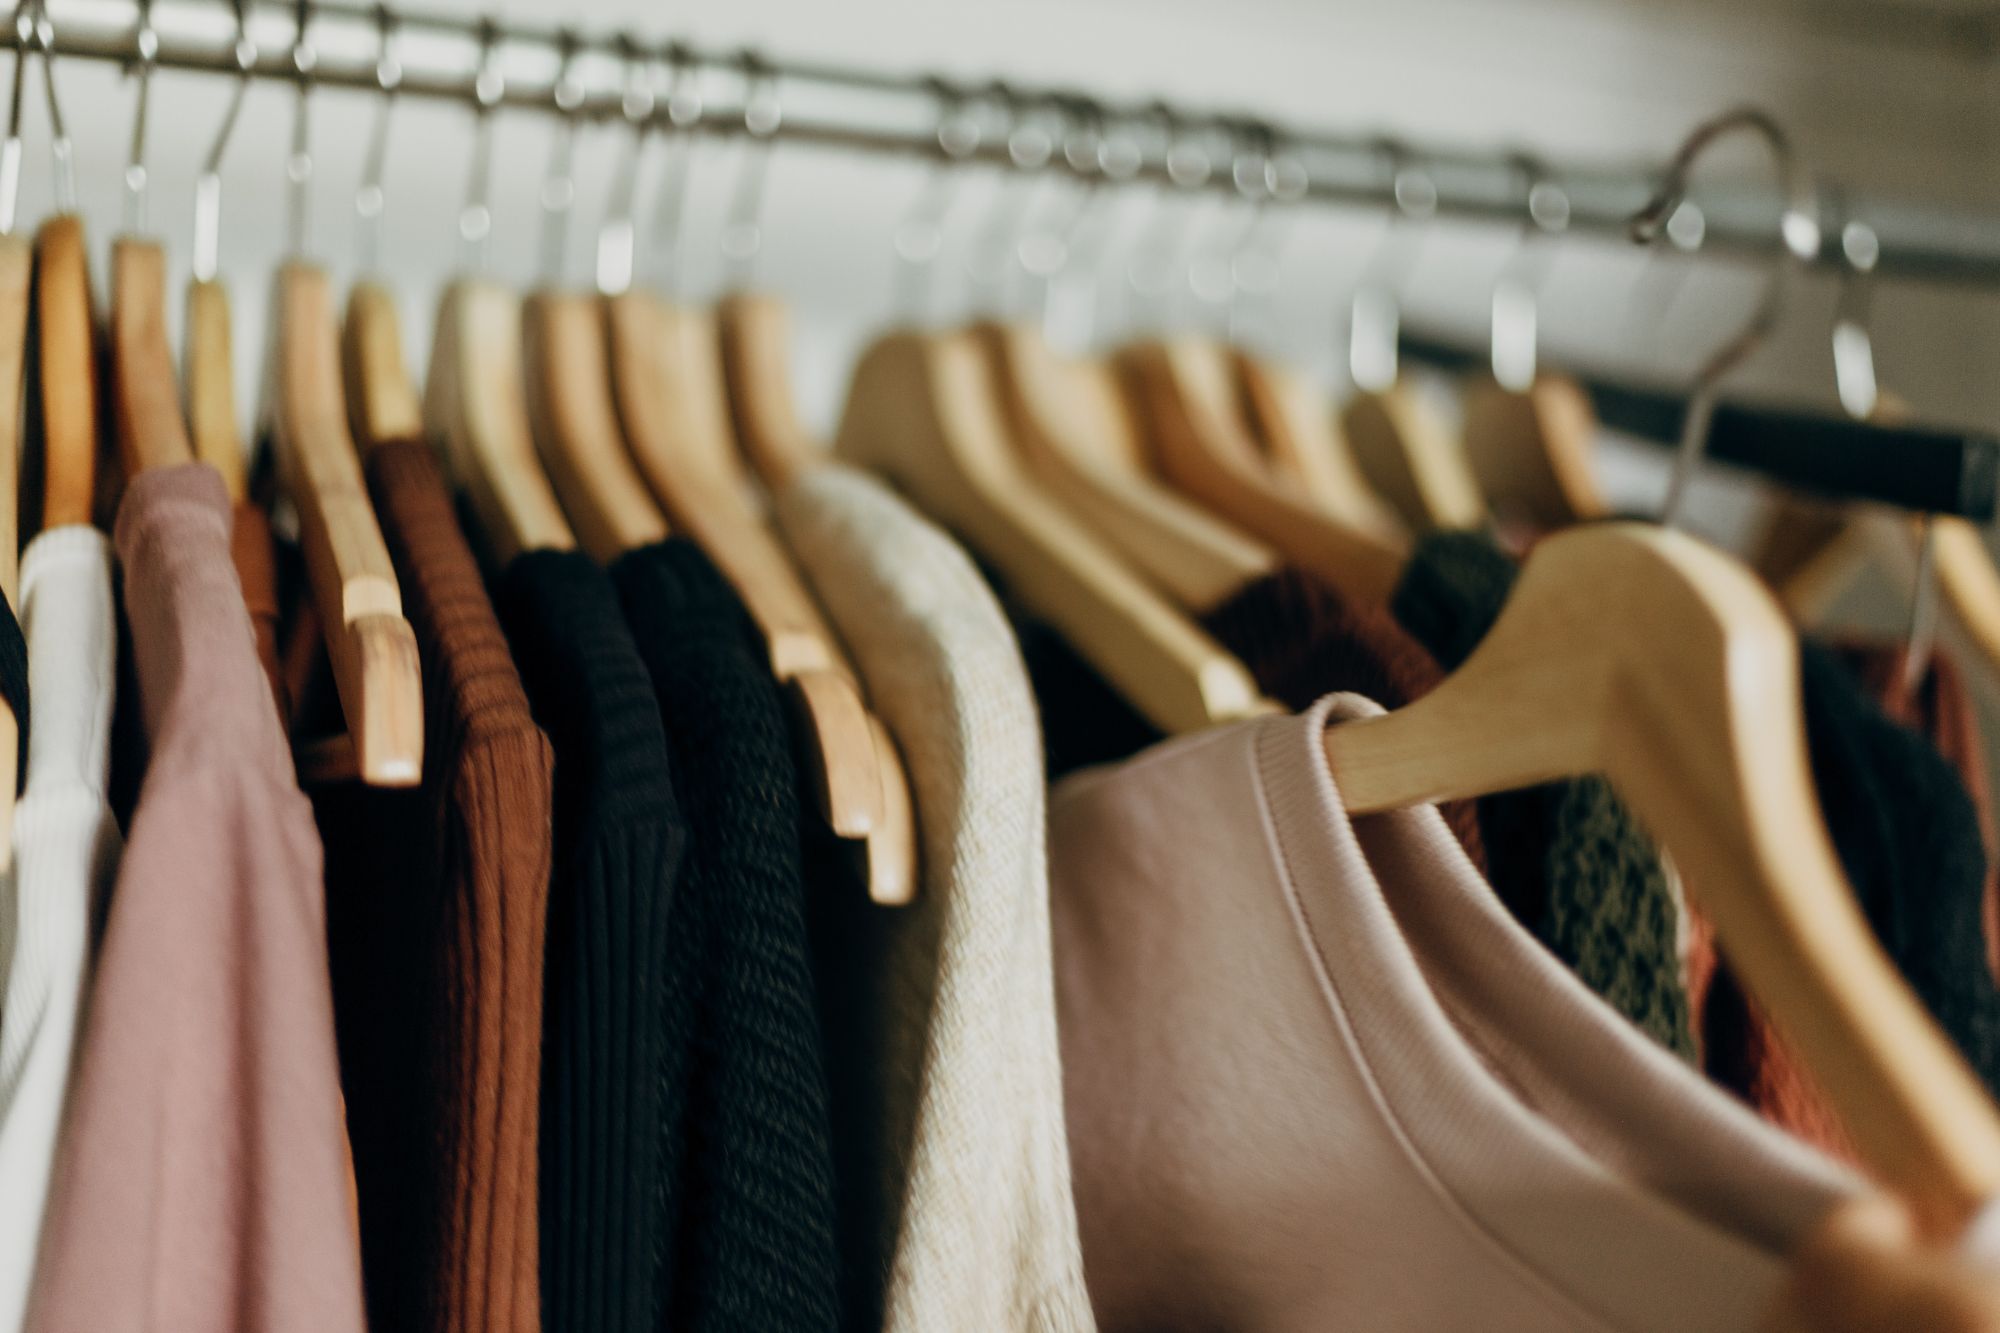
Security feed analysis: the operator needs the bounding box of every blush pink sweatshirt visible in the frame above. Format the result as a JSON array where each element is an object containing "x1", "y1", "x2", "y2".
[{"x1": 27, "y1": 465, "x2": 365, "y2": 1333}]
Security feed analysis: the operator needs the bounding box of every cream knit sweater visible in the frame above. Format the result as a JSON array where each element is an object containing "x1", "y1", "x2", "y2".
[
  {"x1": 0, "y1": 529, "x2": 124, "y2": 1332},
  {"x1": 775, "y1": 466, "x2": 1095, "y2": 1333}
]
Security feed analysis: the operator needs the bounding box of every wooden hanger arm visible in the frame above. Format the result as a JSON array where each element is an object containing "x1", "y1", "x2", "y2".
[
  {"x1": 343, "y1": 280, "x2": 423, "y2": 450},
  {"x1": 183, "y1": 277, "x2": 248, "y2": 500},
  {"x1": 110, "y1": 239, "x2": 195, "y2": 476},
  {"x1": 1340, "y1": 380, "x2": 1487, "y2": 531},
  {"x1": 0, "y1": 234, "x2": 29, "y2": 601},
  {"x1": 1459, "y1": 373, "x2": 1609, "y2": 529},
  {"x1": 33, "y1": 216, "x2": 99, "y2": 532},
  {"x1": 1326, "y1": 521, "x2": 2000, "y2": 1230},
  {"x1": 718, "y1": 291, "x2": 824, "y2": 490},
  {"x1": 1233, "y1": 351, "x2": 1410, "y2": 538}
]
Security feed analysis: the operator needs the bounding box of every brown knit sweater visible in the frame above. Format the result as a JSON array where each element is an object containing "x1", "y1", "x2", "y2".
[
  {"x1": 229, "y1": 499, "x2": 289, "y2": 721},
  {"x1": 314, "y1": 440, "x2": 555, "y2": 1333}
]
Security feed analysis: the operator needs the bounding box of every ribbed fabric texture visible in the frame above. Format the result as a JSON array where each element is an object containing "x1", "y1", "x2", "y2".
[
  {"x1": 775, "y1": 468, "x2": 1096, "y2": 1333},
  {"x1": 0, "y1": 527, "x2": 121, "y2": 1332},
  {"x1": 30, "y1": 463, "x2": 364, "y2": 1333},
  {"x1": 314, "y1": 441, "x2": 555, "y2": 1333},
  {"x1": 231, "y1": 499, "x2": 289, "y2": 721},
  {"x1": 1201, "y1": 565, "x2": 1487, "y2": 873},
  {"x1": 495, "y1": 549, "x2": 685, "y2": 1333},
  {"x1": 1391, "y1": 530, "x2": 1695, "y2": 1062},
  {"x1": 610, "y1": 540, "x2": 840, "y2": 1333}
]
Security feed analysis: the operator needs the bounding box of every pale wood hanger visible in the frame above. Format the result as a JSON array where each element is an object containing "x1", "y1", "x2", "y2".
[
  {"x1": 1231, "y1": 349, "x2": 1410, "y2": 537},
  {"x1": 341, "y1": 281, "x2": 422, "y2": 451},
  {"x1": 183, "y1": 276, "x2": 248, "y2": 499},
  {"x1": 0, "y1": 50, "x2": 38, "y2": 866},
  {"x1": 425, "y1": 280, "x2": 576, "y2": 565},
  {"x1": 1339, "y1": 379, "x2": 1488, "y2": 532},
  {"x1": 1326, "y1": 520, "x2": 2000, "y2": 1230},
  {"x1": 716, "y1": 291, "x2": 822, "y2": 489},
  {"x1": 839, "y1": 329, "x2": 1269, "y2": 733},
  {"x1": 32, "y1": 215, "x2": 97, "y2": 532},
  {"x1": 1121, "y1": 337, "x2": 1410, "y2": 605},
  {"x1": 1457, "y1": 372, "x2": 1608, "y2": 529},
  {"x1": 109, "y1": 239, "x2": 194, "y2": 475},
  {"x1": 977, "y1": 320, "x2": 1278, "y2": 614}
]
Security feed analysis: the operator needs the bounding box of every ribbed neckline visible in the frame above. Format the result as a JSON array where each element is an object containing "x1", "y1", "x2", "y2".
[
  {"x1": 18, "y1": 527, "x2": 114, "y2": 798},
  {"x1": 1251, "y1": 695, "x2": 1858, "y2": 1330}
]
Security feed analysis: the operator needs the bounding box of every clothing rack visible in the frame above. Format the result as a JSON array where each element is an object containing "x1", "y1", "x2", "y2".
[{"x1": 9, "y1": 0, "x2": 2000, "y2": 290}]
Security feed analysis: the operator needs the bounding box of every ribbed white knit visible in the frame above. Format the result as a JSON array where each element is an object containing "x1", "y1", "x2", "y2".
[
  {"x1": 775, "y1": 467, "x2": 1095, "y2": 1333},
  {"x1": 0, "y1": 528, "x2": 123, "y2": 1333}
]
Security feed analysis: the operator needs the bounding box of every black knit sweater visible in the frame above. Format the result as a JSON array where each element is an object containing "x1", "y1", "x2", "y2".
[
  {"x1": 496, "y1": 550, "x2": 688, "y2": 1333},
  {"x1": 612, "y1": 540, "x2": 841, "y2": 1333}
]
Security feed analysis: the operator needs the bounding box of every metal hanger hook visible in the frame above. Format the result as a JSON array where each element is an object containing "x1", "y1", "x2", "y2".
[
  {"x1": 891, "y1": 75, "x2": 979, "y2": 325},
  {"x1": 0, "y1": 0, "x2": 36, "y2": 231},
  {"x1": 354, "y1": 2, "x2": 400, "y2": 273},
  {"x1": 28, "y1": 0, "x2": 75, "y2": 216},
  {"x1": 1629, "y1": 106, "x2": 1822, "y2": 527},
  {"x1": 1126, "y1": 99, "x2": 1211, "y2": 333},
  {"x1": 965, "y1": 79, "x2": 1054, "y2": 318},
  {"x1": 192, "y1": 0, "x2": 253, "y2": 279},
  {"x1": 537, "y1": 26, "x2": 583, "y2": 285},
  {"x1": 1348, "y1": 135, "x2": 1434, "y2": 392},
  {"x1": 284, "y1": 0, "x2": 319, "y2": 258},
  {"x1": 457, "y1": 15, "x2": 504, "y2": 274},
  {"x1": 720, "y1": 48, "x2": 782, "y2": 290},
  {"x1": 123, "y1": 0, "x2": 158, "y2": 233},
  {"x1": 1489, "y1": 151, "x2": 1570, "y2": 391},
  {"x1": 594, "y1": 33, "x2": 656, "y2": 295}
]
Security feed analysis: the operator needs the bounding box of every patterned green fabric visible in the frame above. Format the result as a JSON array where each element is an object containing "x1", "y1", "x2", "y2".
[{"x1": 1391, "y1": 531, "x2": 1697, "y2": 1063}]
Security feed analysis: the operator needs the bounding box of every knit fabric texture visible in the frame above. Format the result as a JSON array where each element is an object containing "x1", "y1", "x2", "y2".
[
  {"x1": 315, "y1": 441, "x2": 556, "y2": 1333},
  {"x1": 1201, "y1": 565, "x2": 1487, "y2": 873},
  {"x1": 1390, "y1": 530, "x2": 1695, "y2": 1062},
  {"x1": 31, "y1": 463, "x2": 364, "y2": 1332},
  {"x1": 611, "y1": 540, "x2": 841, "y2": 1333},
  {"x1": 496, "y1": 548, "x2": 686, "y2": 1333},
  {"x1": 775, "y1": 467, "x2": 1097, "y2": 1333},
  {"x1": 1695, "y1": 640, "x2": 2000, "y2": 1160},
  {"x1": 0, "y1": 527, "x2": 122, "y2": 1331}
]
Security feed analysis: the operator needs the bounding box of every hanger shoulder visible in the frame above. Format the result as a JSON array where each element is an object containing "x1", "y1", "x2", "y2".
[
  {"x1": 717, "y1": 291, "x2": 822, "y2": 489},
  {"x1": 424, "y1": 280, "x2": 575, "y2": 564},
  {"x1": 979, "y1": 322, "x2": 1277, "y2": 615},
  {"x1": 1459, "y1": 372, "x2": 1607, "y2": 528},
  {"x1": 183, "y1": 277, "x2": 248, "y2": 500},
  {"x1": 1233, "y1": 350, "x2": 1408, "y2": 537},
  {"x1": 1124, "y1": 338, "x2": 1408, "y2": 606},
  {"x1": 838, "y1": 330, "x2": 1267, "y2": 734},
  {"x1": 270, "y1": 260, "x2": 423, "y2": 787},
  {"x1": 1327, "y1": 521, "x2": 2000, "y2": 1227},
  {"x1": 1339, "y1": 379, "x2": 1487, "y2": 531},
  {"x1": 342, "y1": 280, "x2": 423, "y2": 450},
  {"x1": 520, "y1": 290, "x2": 668, "y2": 564},
  {"x1": 0, "y1": 234, "x2": 30, "y2": 600},
  {"x1": 33, "y1": 216, "x2": 99, "y2": 531},
  {"x1": 109, "y1": 238, "x2": 194, "y2": 477}
]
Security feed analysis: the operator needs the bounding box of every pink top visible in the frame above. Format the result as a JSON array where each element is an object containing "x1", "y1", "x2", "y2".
[
  {"x1": 1049, "y1": 693, "x2": 1862, "y2": 1333},
  {"x1": 28, "y1": 464, "x2": 365, "y2": 1333}
]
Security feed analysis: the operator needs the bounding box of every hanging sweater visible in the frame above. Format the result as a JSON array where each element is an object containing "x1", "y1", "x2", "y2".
[
  {"x1": 611, "y1": 540, "x2": 841, "y2": 1333},
  {"x1": 0, "y1": 527, "x2": 120, "y2": 1332},
  {"x1": 774, "y1": 467, "x2": 1096, "y2": 1333},
  {"x1": 1391, "y1": 530, "x2": 1696, "y2": 1061},
  {"x1": 29, "y1": 463, "x2": 365, "y2": 1333},
  {"x1": 315, "y1": 441, "x2": 556, "y2": 1333},
  {"x1": 495, "y1": 548, "x2": 686, "y2": 1333}
]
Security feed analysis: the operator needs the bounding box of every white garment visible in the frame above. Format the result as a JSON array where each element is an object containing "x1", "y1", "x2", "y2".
[
  {"x1": 0, "y1": 528, "x2": 123, "y2": 1333},
  {"x1": 775, "y1": 466, "x2": 1095, "y2": 1332}
]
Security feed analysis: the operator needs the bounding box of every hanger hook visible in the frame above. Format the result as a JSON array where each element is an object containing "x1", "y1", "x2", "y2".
[
  {"x1": 192, "y1": 0, "x2": 253, "y2": 280},
  {"x1": 596, "y1": 32, "x2": 657, "y2": 296},
  {"x1": 1223, "y1": 120, "x2": 1305, "y2": 346},
  {"x1": 122, "y1": 0, "x2": 158, "y2": 233},
  {"x1": 967, "y1": 80, "x2": 1055, "y2": 319},
  {"x1": 644, "y1": 40, "x2": 703, "y2": 295},
  {"x1": 1347, "y1": 135, "x2": 1434, "y2": 391},
  {"x1": 720, "y1": 48, "x2": 781, "y2": 290},
  {"x1": 457, "y1": 16, "x2": 503, "y2": 274},
  {"x1": 1489, "y1": 151, "x2": 1569, "y2": 391},
  {"x1": 891, "y1": 75, "x2": 978, "y2": 325},
  {"x1": 0, "y1": 0, "x2": 35, "y2": 231},
  {"x1": 1125, "y1": 100, "x2": 1210, "y2": 335},
  {"x1": 1628, "y1": 106, "x2": 1821, "y2": 526},
  {"x1": 284, "y1": 0, "x2": 319, "y2": 258},
  {"x1": 354, "y1": 3, "x2": 400, "y2": 274},
  {"x1": 1035, "y1": 94, "x2": 1131, "y2": 349},
  {"x1": 26, "y1": 0, "x2": 74, "y2": 216},
  {"x1": 537, "y1": 26, "x2": 584, "y2": 285}
]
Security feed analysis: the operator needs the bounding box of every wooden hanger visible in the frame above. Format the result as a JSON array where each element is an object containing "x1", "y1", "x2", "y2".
[
  {"x1": 265, "y1": 261, "x2": 423, "y2": 787},
  {"x1": 425, "y1": 280, "x2": 576, "y2": 564},
  {"x1": 839, "y1": 329, "x2": 1269, "y2": 732},
  {"x1": 32, "y1": 216, "x2": 97, "y2": 531},
  {"x1": 183, "y1": 277, "x2": 248, "y2": 499},
  {"x1": 976, "y1": 320, "x2": 1277, "y2": 614},
  {"x1": 1121, "y1": 337, "x2": 1410, "y2": 605},
  {"x1": 1457, "y1": 372, "x2": 1608, "y2": 529},
  {"x1": 1231, "y1": 349, "x2": 1410, "y2": 537},
  {"x1": 1325, "y1": 520, "x2": 2000, "y2": 1231},
  {"x1": 1339, "y1": 379, "x2": 1487, "y2": 532},
  {"x1": 109, "y1": 239, "x2": 194, "y2": 476},
  {"x1": 0, "y1": 233, "x2": 22, "y2": 866},
  {"x1": 341, "y1": 281, "x2": 422, "y2": 451},
  {"x1": 605, "y1": 290, "x2": 918, "y2": 903},
  {"x1": 717, "y1": 291, "x2": 822, "y2": 489}
]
